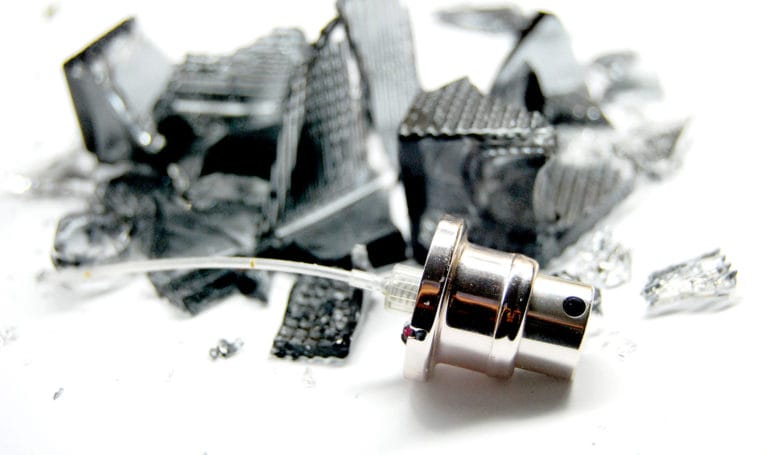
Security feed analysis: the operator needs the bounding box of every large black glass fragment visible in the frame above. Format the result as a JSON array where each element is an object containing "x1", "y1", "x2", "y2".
[
  {"x1": 154, "y1": 29, "x2": 309, "y2": 179},
  {"x1": 490, "y1": 13, "x2": 608, "y2": 126},
  {"x1": 272, "y1": 276, "x2": 363, "y2": 359},
  {"x1": 399, "y1": 77, "x2": 556, "y2": 261},
  {"x1": 269, "y1": 18, "x2": 404, "y2": 266},
  {"x1": 63, "y1": 18, "x2": 173, "y2": 163},
  {"x1": 147, "y1": 175, "x2": 271, "y2": 314}
]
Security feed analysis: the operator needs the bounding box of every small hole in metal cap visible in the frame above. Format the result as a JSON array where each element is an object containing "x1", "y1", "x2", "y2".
[{"x1": 563, "y1": 296, "x2": 586, "y2": 317}]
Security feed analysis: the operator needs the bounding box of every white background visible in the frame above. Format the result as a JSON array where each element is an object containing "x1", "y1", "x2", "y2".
[{"x1": 0, "y1": 1, "x2": 766, "y2": 453}]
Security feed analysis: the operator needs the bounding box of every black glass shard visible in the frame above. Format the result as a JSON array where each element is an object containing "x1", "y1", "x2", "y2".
[
  {"x1": 63, "y1": 18, "x2": 173, "y2": 163},
  {"x1": 146, "y1": 177, "x2": 270, "y2": 314},
  {"x1": 643, "y1": 250, "x2": 738, "y2": 316},
  {"x1": 268, "y1": 18, "x2": 404, "y2": 266},
  {"x1": 265, "y1": 189, "x2": 406, "y2": 268},
  {"x1": 399, "y1": 77, "x2": 556, "y2": 261},
  {"x1": 52, "y1": 212, "x2": 134, "y2": 267},
  {"x1": 587, "y1": 51, "x2": 663, "y2": 105},
  {"x1": 280, "y1": 19, "x2": 371, "y2": 218},
  {"x1": 98, "y1": 167, "x2": 170, "y2": 218},
  {"x1": 272, "y1": 276, "x2": 363, "y2": 359},
  {"x1": 209, "y1": 338, "x2": 244, "y2": 360},
  {"x1": 436, "y1": 5, "x2": 532, "y2": 34},
  {"x1": 490, "y1": 12, "x2": 608, "y2": 125},
  {"x1": 184, "y1": 173, "x2": 271, "y2": 212},
  {"x1": 613, "y1": 121, "x2": 688, "y2": 180},
  {"x1": 338, "y1": 0, "x2": 421, "y2": 159},
  {"x1": 547, "y1": 229, "x2": 632, "y2": 290},
  {"x1": 154, "y1": 29, "x2": 309, "y2": 177},
  {"x1": 533, "y1": 130, "x2": 636, "y2": 263},
  {"x1": 156, "y1": 29, "x2": 307, "y2": 134}
]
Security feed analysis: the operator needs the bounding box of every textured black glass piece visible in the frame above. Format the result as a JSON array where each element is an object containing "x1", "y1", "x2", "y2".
[
  {"x1": 272, "y1": 276, "x2": 363, "y2": 360},
  {"x1": 267, "y1": 18, "x2": 406, "y2": 266},
  {"x1": 155, "y1": 28, "x2": 307, "y2": 133},
  {"x1": 399, "y1": 78, "x2": 556, "y2": 261},
  {"x1": 148, "y1": 269, "x2": 241, "y2": 315},
  {"x1": 152, "y1": 29, "x2": 309, "y2": 180},
  {"x1": 533, "y1": 130, "x2": 636, "y2": 263},
  {"x1": 63, "y1": 18, "x2": 173, "y2": 163},
  {"x1": 338, "y1": 0, "x2": 421, "y2": 158},
  {"x1": 490, "y1": 12, "x2": 607, "y2": 126},
  {"x1": 280, "y1": 19, "x2": 372, "y2": 221}
]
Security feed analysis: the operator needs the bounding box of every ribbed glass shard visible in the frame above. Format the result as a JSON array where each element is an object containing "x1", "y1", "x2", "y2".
[
  {"x1": 338, "y1": 0, "x2": 420, "y2": 159},
  {"x1": 156, "y1": 28, "x2": 308, "y2": 134},
  {"x1": 268, "y1": 19, "x2": 405, "y2": 266},
  {"x1": 63, "y1": 18, "x2": 173, "y2": 163},
  {"x1": 533, "y1": 129, "x2": 636, "y2": 263},
  {"x1": 272, "y1": 276, "x2": 363, "y2": 359},
  {"x1": 273, "y1": 20, "x2": 372, "y2": 224},
  {"x1": 153, "y1": 28, "x2": 309, "y2": 179},
  {"x1": 643, "y1": 250, "x2": 738, "y2": 316},
  {"x1": 490, "y1": 12, "x2": 607, "y2": 125}
]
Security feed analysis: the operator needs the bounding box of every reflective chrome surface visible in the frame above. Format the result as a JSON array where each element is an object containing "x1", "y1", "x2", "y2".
[{"x1": 404, "y1": 216, "x2": 594, "y2": 380}]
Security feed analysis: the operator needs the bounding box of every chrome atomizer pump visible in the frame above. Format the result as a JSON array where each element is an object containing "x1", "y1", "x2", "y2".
[
  {"x1": 57, "y1": 216, "x2": 596, "y2": 381},
  {"x1": 384, "y1": 216, "x2": 595, "y2": 380}
]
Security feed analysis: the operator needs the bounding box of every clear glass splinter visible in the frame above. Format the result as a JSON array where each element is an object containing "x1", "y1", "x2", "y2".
[{"x1": 52, "y1": 256, "x2": 424, "y2": 313}]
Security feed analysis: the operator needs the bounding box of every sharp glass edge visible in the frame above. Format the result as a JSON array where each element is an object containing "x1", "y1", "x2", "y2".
[{"x1": 642, "y1": 249, "x2": 738, "y2": 316}]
